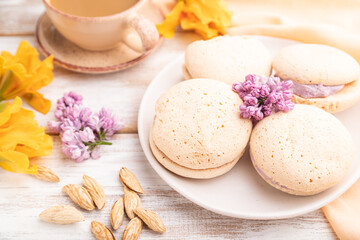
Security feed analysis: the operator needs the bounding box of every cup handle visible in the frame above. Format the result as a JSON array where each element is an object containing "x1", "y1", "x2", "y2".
[{"x1": 122, "y1": 13, "x2": 159, "y2": 53}]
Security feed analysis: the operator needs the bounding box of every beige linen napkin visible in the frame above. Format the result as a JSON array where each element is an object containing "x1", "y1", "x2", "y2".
[
  {"x1": 226, "y1": 0, "x2": 360, "y2": 63},
  {"x1": 323, "y1": 179, "x2": 360, "y2": 240},
  {"x1": 154, "y1": 0, "x2": 360, "y2": 63},
  {"x1": 153, "y1": 0, "x2": 360, "y2": 239}
]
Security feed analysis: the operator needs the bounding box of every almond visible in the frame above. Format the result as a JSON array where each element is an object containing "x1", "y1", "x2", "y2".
[
  {"x1": 122, "y1": 217, "x2": 142, "y2": 240},
  {"x1": 39, "y1": 205, "x2": 84, "y2": 224},
  {"x1": 35, "y1": 165, "x2": 60, "y2": 182},
  {"x1": 134, "y1": 208, "x2": 166, "y2": 233},
  {"x1": 83, "y1": 175, "x2": 105, "y2": 209},
  {"x1": 91, "y1": 221, "x2": 115, "y2": 240},
  {"x1": 119, "y1": 167, "x2": 144, "y2": 194},
  {"x1": 62, "y1": 184, "x2": 95, "y2": 211},
  {"x1": 124, "y1": 185, "x2": 141, "y2": 219},
  {"x1": 110, "y1": 198, "x2": 124, "y2": 230}
]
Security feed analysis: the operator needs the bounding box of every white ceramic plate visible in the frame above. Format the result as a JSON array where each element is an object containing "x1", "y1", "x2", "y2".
[{"x1": 138, "y1": 36, "x2": 360, "y2": 219}]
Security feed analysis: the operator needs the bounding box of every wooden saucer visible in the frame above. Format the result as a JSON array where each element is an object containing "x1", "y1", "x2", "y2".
[{"x1": 35, "y1": 1, "x2": 163, "y2": 74}]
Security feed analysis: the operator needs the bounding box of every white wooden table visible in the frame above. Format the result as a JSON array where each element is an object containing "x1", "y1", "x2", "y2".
[{"x1": 0, "y1": 1, "x2": 338, "y2": 239}]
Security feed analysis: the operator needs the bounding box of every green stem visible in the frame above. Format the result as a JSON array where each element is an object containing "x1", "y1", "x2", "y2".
[
  {"x1": 257, "y1": 97, "x2": 267, "y2": 107},
  {"x1": 99, "y1": 141, "x2": 112, "y2": 145},
  {"x1": 84, "y1": 140, "x2": 112, "y2": 149},
  {"x1": 83, "y1": 130, "x2": 112, "y2": 151},
  {"x1": 0, "y1": 70, "x2": 13, "y2": 101}
]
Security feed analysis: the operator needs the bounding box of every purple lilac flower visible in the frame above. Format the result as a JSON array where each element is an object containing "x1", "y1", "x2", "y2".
[
  {"x1": 98, "y1": 107, "x2": 124, "y2": 137},
  {"x1": 78, "y1": 127, "x2": 96, "y2": 143},
  {"x1": 48, "y1": 92, "x2": 123, "y2": 162},
  {"x1": 60, "y1": 91, "x2": 83, "y2": 107},
  {"x1": 61, "y1": 118, "x2": 79, "y2": 131},
  {"x1": 243, "y1": 95, "x2": 258, "y2": 106},
  {"x1": 48, "y1": 120, "x2": 61, "y2": 132},
  {"x1": 79, "y1": 107, "x2": 92, "y2": 124},
  {"x1": 60, "y1": 127, "x2": 95, "y2": 162},
  {"x1": 55, "y1": 92, "x2": 83, "y2": 120},
  {"x1": 90, "y1": 146, "x2": 102, "y2": 159},
  {"x1": 62, "y1": 141, "x2": 90, "y2": 163},
  {"x1": 61, "y1": 128, "x2": 78, "y2": 144},
  {"x1": 87, "y1": 114, "x2": 100, "y2": 131},
  {"x1": 233, "y1": 74, "x2": 295, "y2": 123}
]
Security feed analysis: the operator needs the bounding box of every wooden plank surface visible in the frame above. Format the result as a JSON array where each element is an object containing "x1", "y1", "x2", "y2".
[
  {"x1": 0, "y1": 0, "x2": 339, "y2": 239},
  {"x1": 0, "y1": 0, "x2": 44, "y2": 35},
  {"x1": 0, "y1": 34, "x2": 199, "y2": 133},
  {"x1": 0, "y1": 134, "x2": 337, "y2": 240},
  {"x1": 0, "y1": 0, "x2": 197, "y2": 134}
]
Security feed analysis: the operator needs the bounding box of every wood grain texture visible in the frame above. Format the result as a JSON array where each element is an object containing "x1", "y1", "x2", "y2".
[
  {"x1": 0, "y1": 34, "x2": 199, "y2": 133},
  {"x1": 0, "y1": 2, "x2": 338, "y2": 239},
  {"x1": 0, "y1": 135, "x2": 337, "y2": 240},
  {"x1": 0, "y1": 0, "x2": 44, "y2": 35}
]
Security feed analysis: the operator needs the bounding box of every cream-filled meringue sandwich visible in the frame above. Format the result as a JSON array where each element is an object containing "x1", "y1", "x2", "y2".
[
  {"x1": 273, "y1": 44, "x2": 360, "y2": 113},
  {"x1": 183, "y1": 36, "x2": 272, "y2": 85},
  {"x1": 150, "y1": 79, "x2": 252, "y2": 179},
  {"x1": 250, "y1": 104, "x2": 355, "y2": 196}
]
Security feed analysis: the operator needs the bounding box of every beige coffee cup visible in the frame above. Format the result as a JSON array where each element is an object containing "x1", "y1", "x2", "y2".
[{"x1": 42, "y1": 0, "x2": 159, "y2": 52}]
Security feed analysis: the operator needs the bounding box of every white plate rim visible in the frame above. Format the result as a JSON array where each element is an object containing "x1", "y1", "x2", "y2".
[{"x1": 138, "y1": 37, "x2": 360, "y2": 219}]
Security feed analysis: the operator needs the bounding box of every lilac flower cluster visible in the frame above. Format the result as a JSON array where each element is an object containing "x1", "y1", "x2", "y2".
[
  {"x1": 48, "y1": 92, "x2": 123, "y2": 162},
  {"x1": 232, "y1": 74, "x2": 294, "y2": 123}
]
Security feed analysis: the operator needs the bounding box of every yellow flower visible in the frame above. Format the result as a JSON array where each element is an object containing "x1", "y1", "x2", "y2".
[
  {"x1": 156, "y1": 0, "x2": 232, "y2": 39},
  {"x1": 0, "y1": 97, "x2": 53, "y2": 174},
  {"x1": 0, "y1": 41, "x2": 54, "y2": 114}
]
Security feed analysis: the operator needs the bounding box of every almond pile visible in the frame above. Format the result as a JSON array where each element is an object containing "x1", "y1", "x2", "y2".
[
  {"x1": 112, "y1": 167, "x2": 166, "y2": 240},
  {"x1": 38, "y1": 167, "x2": 166, "y2": 240}
]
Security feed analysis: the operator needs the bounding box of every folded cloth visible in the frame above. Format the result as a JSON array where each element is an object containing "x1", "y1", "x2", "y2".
[
  {"x1": 153, "y1": 0, "x2": 360, "y2": 63},
  {"x1": 228, "y1": 24, "x2": 360, "y2": 63},
  {"x1": 322, "y1": 179, "x2": 360, "y2": 240},
  {"x1": 226, "y1": 0, "x2": 360, "y2": 63}
]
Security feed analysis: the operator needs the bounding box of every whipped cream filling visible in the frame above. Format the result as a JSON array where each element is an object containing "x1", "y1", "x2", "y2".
[
  {"x1": 250, "y1": 153, "x2": 291, "y2": 191},
  {"x1": 291, "y1": 81, "x2": 344, "y2": 99},
  {"x1": 276, "y1": 75, "x2": 345, "y2": 98}
]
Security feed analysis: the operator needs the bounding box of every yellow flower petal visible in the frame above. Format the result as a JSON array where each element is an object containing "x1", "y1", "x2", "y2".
[
  {"x1": 0, "y1": 97, "x2": 53, "y2": 175},
  {"x1": 0, "y1": 107, "x2": 45, "y2": 151},
  {"x1": 0, "y1": 150, "x2": 37, "y2": 175},
  {"x1": 186, "y1": 0, "x2": 232, "y2": 25},
  {"x1": 156, "y1": 1, "x2": 185, "y2": 38},
  {"x1": 182, "y1": 0, "x2": 232, "y2": 39},
  {"x1": 1, "y1": 41, "x2": 40, "y2": 71},
  {"x1": 15, "y1": 134, "x2": 53, "y2": 158},
  {"x1": 181, "y1": 16, "x2": 219, "y2": 39},
  {"x1": 22, "y1": 91, "x2": 52, "y2": 114},
  {"x1": 0, "y1": 96, "x2": 21, "y2": 126},
  {"x1": 0, "y1": 65, "x2": 26, "y2": 99},
  {"x1": 0, "y1": 41, "x2": 53, "y2": 114},
  {"x1": 27, "y1": 55, "x2": 53, "y2": 91},
  {"x1": 0, "y1": 56, "x2": 5, "y2": 76},
  {"x1": 156, "y1": 0, "x2": 232, "y2": 39}
]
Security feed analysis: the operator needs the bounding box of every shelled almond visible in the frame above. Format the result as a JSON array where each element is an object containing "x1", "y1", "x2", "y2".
[
  {"x1": 119, "y1": 167, "x2": 144, "y2": 194},
  {"x1": 38, "y1": 167, "x2": 166, "y2": 238},
  {"x1": 123, "y1": 185, "x2": 141, "y2": 219},
  {"x1": 91, "y1": 221, "x2": 115, "y2": 240},
  {"x1": 122, "y1": 217, "x2": 142, "y2": 240},
  {"x1": 62, "y1": 184, "x2": 95, "y2": 211},
  {"x1": 83, "y1": 175, "x2": 106, "y2": 210},
  {"x1": 34, "y1": 165, "x2": 60, "y2": 182},
  {"x1": 134, "y1": 207, "x2": 166, "y2": 233},
  {"x1": 39, "y1": 205, "x2": 84, "y2": 224},
  {"x1": 110, "y1": 198, "x2": 124, "y2": 230}
]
